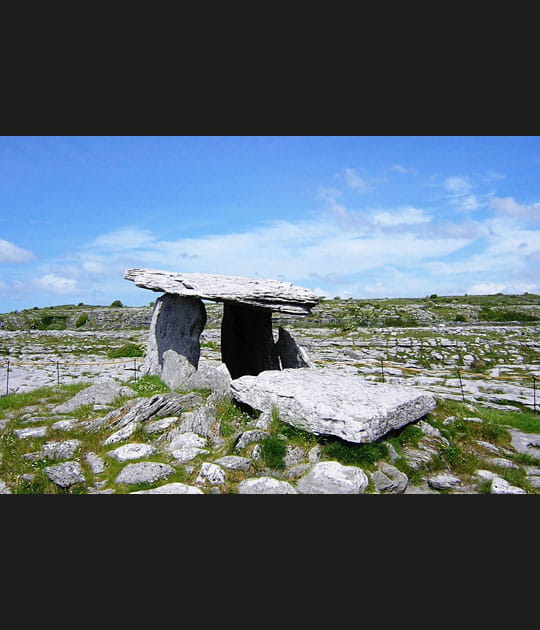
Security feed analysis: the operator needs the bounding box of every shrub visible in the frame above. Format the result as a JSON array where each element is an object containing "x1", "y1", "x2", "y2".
[
  {"x1": 75, "y1": 313, "x2": 89, "y2": 328},
  {"x1": 110, "y1": 300, "x2": 124, "y2": 308},
  {"x1": 259, "y1": 435, "x2": 287, "y2": 469},
  {"x1": 107, "y1": 343, "x2": 144, "y2": 358},
  {"x1": 322, "y1": 439, "x2": 388, "y2": 469}
]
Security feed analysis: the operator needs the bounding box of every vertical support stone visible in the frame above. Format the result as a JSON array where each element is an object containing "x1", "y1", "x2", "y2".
[
  {"x1": 144, "y1": 294, "x2": 207, "y2": 389},
  {"x1": 275, "y1": 326, "x2": 313, "y2": 368},
  {"x1": 221, "y1": 302, "x2": 280, "y2": 379}
]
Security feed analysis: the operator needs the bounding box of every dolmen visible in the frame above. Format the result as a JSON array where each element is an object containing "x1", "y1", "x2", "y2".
[{"x1": 124, "y1": 268, "x2": 436, "y2": 444}]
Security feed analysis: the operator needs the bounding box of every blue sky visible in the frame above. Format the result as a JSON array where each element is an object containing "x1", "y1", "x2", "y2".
[{"x1": 1, "y1": 135, "x2": 539, "y2": 311}]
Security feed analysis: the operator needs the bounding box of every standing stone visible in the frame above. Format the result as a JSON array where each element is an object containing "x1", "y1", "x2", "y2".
[
  {"x1": 144, "y1": 294, "x2": 207, "y2": 389},
  {"x1": 275, "y1": 327, "x2": 313, "y2": 368},
  {"x1": 221, "y1": 302, "x2": 279, "y2": 379}
]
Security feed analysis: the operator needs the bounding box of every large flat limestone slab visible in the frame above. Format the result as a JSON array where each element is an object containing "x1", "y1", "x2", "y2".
[
  {"x1": 124, "y1": 268, "x2": 319, "y2": 315},
  {"x1": 230, "y1": 368, "x2": 436, "y2": 444}
]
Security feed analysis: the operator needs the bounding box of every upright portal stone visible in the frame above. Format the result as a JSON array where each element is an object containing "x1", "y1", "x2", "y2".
[
  {"x1": 275, "y1": 327, "x2": 313, "y2": 368},
  {"x1": 144, "y1": 294, "x2": 206, "y2": 389},
  {"x1": 221, "y1": 302, "x2": 279, "y2": 379}
]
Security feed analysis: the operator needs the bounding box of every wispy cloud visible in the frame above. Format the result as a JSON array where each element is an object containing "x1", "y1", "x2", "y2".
[
  {"x1": 344, "y1": 168, "x2": 373, "y2": 193},
  {"x1": 392, "y1": 164, "x2": 418, "y2": 175},
  {"x1": 0, "y1": 238, "x2": 35, "y2": 263}
]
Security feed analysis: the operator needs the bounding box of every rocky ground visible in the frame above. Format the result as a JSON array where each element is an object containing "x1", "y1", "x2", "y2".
[{"x1": 0, "y1": 294, "x2": 539, "y2": 494}]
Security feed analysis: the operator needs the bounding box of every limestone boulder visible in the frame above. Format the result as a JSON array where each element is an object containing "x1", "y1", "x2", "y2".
[
  {"x1": 52, "y1": 377, "x2": 136, "y2": 414},
  {"x1": 296, "y1": 461, "x2": 369, "y2": 494},
  {"x1": 230, "y1": 368, "x2": 436, "y2": 444}
]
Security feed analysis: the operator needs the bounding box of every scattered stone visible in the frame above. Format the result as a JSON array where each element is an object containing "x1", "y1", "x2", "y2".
[
  {"x1": 287, "y1": 464, "x2": 312, "y2": 479},
  {"x1": 463, "y1": 417, "x2": 483, "y2": 423},
  {"x1": 235, "y1": 430, "x2": 270, "y2": 452},
  {"x1": 166, "y1": 431, "x2": 207, "y2": 451},
  {"x1": 483, "y1": 457, "x2": 520, "y2": 470},
  {"x1": 45, "y1": 461, "x2": 85, "y2": 488},
  {"x1": 42, "y1": 439, "x2": 82, "y2": 460},
  {"x1": 131, "y1": 483, "x2": 204, "y2": 494},
  {"x1": 371, "y1": 462, "x2": 408, "y2": 493},
  {"x1": 195, "y1": 462, "x2": 226, "y2": 486},
  {"x1": 427, "y1": 473, "x2": 462, "y2": 490},
  {"x1": 284, "y1": 445, "x2": 306, "y2": 467},
  {"x1": 253, "y1": 411, "x2": 272, "y2": 430},
  {"x1": 473, "y1": 469, "x2": 526, "y2": 494},
  {"x1": 14, "y1": 426, "x2": 48, "y2": 439},
  {"x1": 103, "y1": 422, "x2": 140, "y2": 446},
  {"x1": 106, "y1": 443, "x2": 157, "y2": 462},
  {"x1": 183, "y1": 360, "x2": 232, "y2": 396},
  {"x1": 509, "y1": 428, "x2": 540, "y2": 460},
  {"x1": 115, "y1": 462, "x2": 175, "y2": 485},
  {"x1": 296, "y1": 461, "x2": 369, "y2": 494},
  {"x1": 417, "y1": 420, "x2": 448, "y2": 443},
  {"x1": 144, "y1": 417, "x2": 179, "y2": 434},
  {"x1": 52, "y1": 377, "x2": 136, "y2": 413},
  {"x1": 474, "y1": 440, "x2": 502, "y2": 454},
  {"x1": 214, "y1": 455, "x2": 252, "y2": 471},
  {"x1": 443, "y1": 416, "x2": 456, "y2": 425},
  {"x1": 85, "y1": 452, "x2": 105, "y2": 474},
  {"x1": 0, "y1": 480, "x2": 11, "y2": 494},
  {"x1": 308, "y1": 445, "x2": 322, "y2": 464},
  {"x1": 178, "y1": 405, "x2": 221, "y2": 443},
  {"x1": 231, "y1": 368, "x2": 436, "y2": 444},
  {"x1": 51, "y1": 419, "x2": 80, "y2": 431},
  {"x1": 237, "y1": 477, "x2": 299, "y2": 494}
]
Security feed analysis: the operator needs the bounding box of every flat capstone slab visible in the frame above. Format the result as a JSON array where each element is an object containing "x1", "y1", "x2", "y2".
[
  {"x1": 231, "y1": 367, "x2": 437, "y2": 444},
  {"x1": 115, "y1": 462, "x2": 175, "y2": 485},
  {"x1": 124, "y1": 268, "x2": 319, "y2": 315}
]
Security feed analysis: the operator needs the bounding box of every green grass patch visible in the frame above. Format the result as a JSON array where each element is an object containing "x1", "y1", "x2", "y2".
[
  {"x1": 129, "y1": 374, "x2": 169, "y2": 397},
  {"x1": 107, "y1": 343, "x2": 144, "y2": 359},
  {"x1": 322, "y1": 438, "x2": 388, "y2": 470},
  {"x1": 259, "y1": 435, "x2": 287, "y2": 470},
  {"x1": 0, "y1": 382, "x2": 89, "y2": 416}
]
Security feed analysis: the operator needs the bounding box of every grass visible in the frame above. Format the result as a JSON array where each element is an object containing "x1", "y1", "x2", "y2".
[
  {"x1": 107, "y1": 343, "x2": 144, "y2": 359},
  {"x1": 129, "y1": 374, "x2": 169, "y2": 397}
]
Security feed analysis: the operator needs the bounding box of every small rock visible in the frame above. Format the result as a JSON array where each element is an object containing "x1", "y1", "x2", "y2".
[
  {"x1": 170, "y1": 447, "x2": 209, "y2": 463},
  {"x1": 14, "y1": 426, "x2": 48, "y2": 439},
  {"x1": 115, "y1": 462, "x2": 175, "y2": 485},
  {"x1": 253, "y1": 411, "x2": 272, "y2": 430},
  {"x1": 85, "y1": 452, "x2": 106, "y2": 474},
  {"x1": 484, "y1": 457, "x2": 520, "y2": 470},
  {"x1": 237, "y1": 477, "x2": 299, "y2": 494},
  {"x1": 287, "y1": 463, "x2": 312, "y2": 479},
  {"x1": 103, "y1": 422, "x2": 140, "y2": 446},
  {"x1": 463, "y1": 417, "x2": 483, "y2": 423},
  {"x1": 106, "y1": 443, "x2": 157, "y2": 462},
  {"x1": 195, "y1": 462, "x2": 226, "y2": 486},
  {"x1": 144, "y1": 417, "x2": 179, "y2": 434},
  {"x1": 372, "y1": 463, "x2": 408, "y2": 493},
  {"x1": 235, "y1": 430, "x2": 270, "y2": 452},
  {"x1": 427, "y1": 473, "x2": 462, "y2": 490},
  {"x1": 214, "y1": 455, "x2": 252, "y2": 471},
  {"x1": 296, "y1": 461, "x2": 368, "y2": 494},
  {"x1": 443, "y1": 416, "x2": 456, "y2": 425},
  {"x1": 51, "y1": 419, "x2": 80, "y2": 431},
  {"x1": 0, "y1": 480, "x2": 11, "y2": 494},
  {"x1": 45, "y1": 461, "x2": 85, "y2": 488},
  {"x1": 130, "y1": 483, "x2": 204, "y2": 494},
  {"x1": 42, "y1": 439, "x2": 82, "y2": 460},
  {"x1": 284, "y1": 445, "x2": 306, "y2": 468}
]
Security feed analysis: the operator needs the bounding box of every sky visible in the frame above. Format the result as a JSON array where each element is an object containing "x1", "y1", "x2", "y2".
[{"x1": 1, "y1": 135, "x2": 539, "y2": 312}]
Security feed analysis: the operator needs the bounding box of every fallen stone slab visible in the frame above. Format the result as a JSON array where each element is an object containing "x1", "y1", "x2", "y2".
[
  {"x1": 124, "y1": 268, "x2": 319, "y2": 315},
  {"x1": 115, "y1": 462, "x2": 175, "y2": 485},
  {"x1": 236, "y1": 477, "x2": 299, "y2": 494},
  {"x1": 52, "y1": 377, "x2": 137, "y2": 414},
  {"x1": 231, "y1": 368, "x2": 436, "y2": 444},
  {"x1": 45, "y1": 461, "x2": 85, "y2": 488},
  {"x1": 296, "y1": 461, "x2": 369, "y2": 494},
  {"x1": 130, "y1": 482, "x2": 204, "y2": 494},
  {"x1": 106, "y1": 443, "x2": 157, "y2": 462}
]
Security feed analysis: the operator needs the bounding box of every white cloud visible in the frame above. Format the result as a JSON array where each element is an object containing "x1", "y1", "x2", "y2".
[
  {"x1": 489, "y1": 196, "x2": 540, "y2": 224},
  {"x1": 87, "y1": 227, "x2": 156, "y2": 251},
  {"x1": 33, "y1": 274, "x2": 79, "y2": 294},
  {"x1": 371, "y1": 207, "x2": 432, "y2": 227},
  {"x1": 344, "y1": 168, "x2": 373, "y2": 193},
  {"x1": 444, "y1": 176, "x2": 472, "y2": 195},
  {"x1": 0, "y1": 238, "x2": 35, "y2": 263},
  {"x1": 467, "y1": 282, "x2": 506, "y2": 295},
  {"x1": 392, "y1": 164, "x2": 418, "y2": 175}
]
